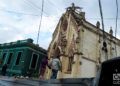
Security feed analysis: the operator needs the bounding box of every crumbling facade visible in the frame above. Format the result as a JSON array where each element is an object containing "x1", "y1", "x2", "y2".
[{"x1": 45, "y1": 4, "x2": 120, "y2": 79}]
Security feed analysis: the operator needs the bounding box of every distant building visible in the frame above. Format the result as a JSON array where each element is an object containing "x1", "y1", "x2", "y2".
[
  {"x1": 45, "y1": 4, "x2": 120, "y2": 79},
  {"x1": 0, "y1": 38, "x2": 47, "y2": 77}
]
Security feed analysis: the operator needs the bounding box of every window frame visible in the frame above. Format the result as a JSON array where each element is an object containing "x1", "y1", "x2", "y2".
[
  {"x1": 15, "y1": 51, "x2": 23, "y2": 65},
  {"x1": 29, "y1": 53, "x2": 39, "y2": 69},
  {"x1": 7, "y1": 52, "x2": 14, "y2": 64},
  {"x1": 1, "y1": 52, "x2": 7, "y2": 64}
]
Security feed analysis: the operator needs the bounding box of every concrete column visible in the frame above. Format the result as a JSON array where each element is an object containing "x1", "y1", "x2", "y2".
[
  {"x1": 71, "y1": 26, "x2": 82, "y2": 78},
  {"x1": 71, "y1": 53, "x2": 80, "y2": 78},
  {"x1": 57, "y1": 55, "x2": 69, "y2": 79}
]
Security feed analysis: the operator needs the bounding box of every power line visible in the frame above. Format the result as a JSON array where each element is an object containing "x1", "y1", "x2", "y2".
[
  {"x1": 0, "y1": 8, "x2": 60, "y2": 19},
  {"x1": 0, "y1": 8, "x2": 40, "y2": 16},
  {"x1": 37, "y1": 0, "x2": 44, "y2": 44},
  {"x1": 1, "y1": 8, "x2": 120, "y2": 20},
  {"x1": 115, "y1": 0, "x2": 119, "y2": 56},
  {"x1": 24, "y1": 0, "x2": 48, "y2": 16},
  {"x1": 25, "y1": 0, "x2": 64, "y2": 16},
  {"x1": 23, "y1": 0, "x2": 65, "y2": 19},
  {"x1": 24, "y1": 0, "x2": 41, "y2": 9},
  {"x1": 115, "y1": 0, "x2": 118, "y2": 40},
  {"x1": 47, "y1": 0, "x2": 64, "y2": 12},
  {"x1": 86, "y1": 17, "x2": 120, "y2": 20},
  {"x1": 98, "y1": 0, "x2": 108, "y2": 60},
  {"x1": 98, "y1": 0, "x2": 105, "y2": 40}
]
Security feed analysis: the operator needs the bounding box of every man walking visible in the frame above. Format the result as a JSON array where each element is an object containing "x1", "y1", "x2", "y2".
[{"x1": 49, "y1": 55, "x2": 61, "y2": 79}]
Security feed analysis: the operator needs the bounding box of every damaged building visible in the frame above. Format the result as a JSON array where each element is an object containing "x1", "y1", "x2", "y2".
[{"x1": 45, "y1": 4, "x2": 120, "y2": 79}]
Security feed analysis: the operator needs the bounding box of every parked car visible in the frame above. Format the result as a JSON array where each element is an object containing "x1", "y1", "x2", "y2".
[{"x1": 93, "y1": 57, "x2": 120, "y2": 86}]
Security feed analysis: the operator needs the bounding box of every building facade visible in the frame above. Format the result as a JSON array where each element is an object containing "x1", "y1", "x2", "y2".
[
  {"x1": 0, "y1": 38, "x2": 47, "y2": 77},
  {"x1": 46, "y1": 4, "x2": 120, "y2": 79}
]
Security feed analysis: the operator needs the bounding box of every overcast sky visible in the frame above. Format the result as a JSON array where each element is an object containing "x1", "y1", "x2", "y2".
[{"x1": 0, "y1": 0, "x2": 120, "y2": 49}]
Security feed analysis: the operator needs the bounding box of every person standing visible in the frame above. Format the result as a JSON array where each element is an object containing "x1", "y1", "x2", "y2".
[
  {"x1": 39, "y1": 57, "x2": 48, "y2": 79},
  {"x1": 49, "y1": 55, "x2": 62, "y2": 79}
]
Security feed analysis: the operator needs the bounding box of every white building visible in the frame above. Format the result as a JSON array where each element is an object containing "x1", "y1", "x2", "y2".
[{"x1": 45, "y1": 4, "x2": 120, "y2": 79}]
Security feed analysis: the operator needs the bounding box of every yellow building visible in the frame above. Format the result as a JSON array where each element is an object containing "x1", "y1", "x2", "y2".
[{"x1": 45, "y1": 4, "x2": 120, "y2": 79}]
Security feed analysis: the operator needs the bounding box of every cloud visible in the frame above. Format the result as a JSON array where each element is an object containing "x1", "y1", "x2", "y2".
[
  {"x1": 0, "y1": 0, "x2": 60, "y2": 49},
  {"x1": 0, "y1": 28, "x2": 24, "y2": 43},
  {"x1": 0, "y1": 0, "x2": 120, "y2": 50}
]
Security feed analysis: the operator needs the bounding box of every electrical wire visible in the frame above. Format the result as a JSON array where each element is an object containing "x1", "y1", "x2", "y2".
[
  {"x1": 47, "y1": 0, "x2": 64, "y2": 12},
  {"x1": 98, "y1": 0, "x2": 109, "y2": 60},
  {"x1": 23, "y1": 0, "x2": 62, "y2": 44},
  {"x1": 115, "y1": 0, "x2": 118, "y2": 56},
  {"x1": 36, "y1": 0, "x2": 44, "y2": 44},
  {"x1": 25, "y1": 0, "x2": 64, "y2": 15},
  {"x1": 98, "y1": 0, "x2": 105, "y2": 40},
  {"x1": 1, "y1": 8, "x2": 119, "y2": 20},
  {"x1": 0, "y1": 8, "x2": 40, "y2": 16},
  {"x1": 115, "y1": 0, "x2": 118, "y2": 38},
  {"x1": 86, "y1": 17, "x2": 120, "y2": 20},
  {"x1": 23, "y1": 0, "x2": 48, "y2": 16}
]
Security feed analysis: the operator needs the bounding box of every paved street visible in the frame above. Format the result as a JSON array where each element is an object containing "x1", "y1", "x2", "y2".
[
  {"x1": 0, "y1": 76, "x2": 93, "y2": 86},
  {"x1": 0, "y1": 76, "x2": 45, "y2": 86}
]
